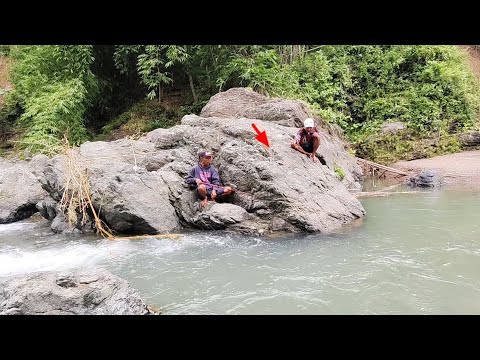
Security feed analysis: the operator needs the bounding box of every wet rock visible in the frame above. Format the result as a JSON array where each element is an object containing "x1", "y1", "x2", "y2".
[
  {"x1": 404, "y1": 169, "x2": 443, "y2": 188},
  {"x1": 0, "y1": 158, "x2": 47, "y2": 224},
  {"x1": 0, "y1": 269, "x2": 158, "y2": 315},
  {"x1": 36, "y1": 196, "x2": 57, "y2": 221}
]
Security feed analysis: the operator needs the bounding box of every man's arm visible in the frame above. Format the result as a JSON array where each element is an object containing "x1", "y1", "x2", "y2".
[
  {"x1": 185, "y1": 166, "x2": 199, "y2": 185},
  {"x1": 291, "y1": 140, "x2": 310, "y2": 156},
  {"x1": 210, "y1": 167, "x2": 222, "y2": 186}
]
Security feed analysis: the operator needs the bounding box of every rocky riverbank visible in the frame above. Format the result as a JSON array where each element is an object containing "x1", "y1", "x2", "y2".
[{"x1": 0, "y1": 88, "x2": 365, "y2": 235}]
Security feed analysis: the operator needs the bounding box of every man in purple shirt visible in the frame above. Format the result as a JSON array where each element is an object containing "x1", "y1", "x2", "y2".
[
  {"x1": 291, "y1": 118, "x2": 321, "y2": 162},
  {"x1": 185, "y1": 150, "x2": 235, "y2": 208}
]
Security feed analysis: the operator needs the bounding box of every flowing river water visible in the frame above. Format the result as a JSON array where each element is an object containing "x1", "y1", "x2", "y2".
[{"x1": 1, "y1": 187, "x2": 480, "y2": 314}]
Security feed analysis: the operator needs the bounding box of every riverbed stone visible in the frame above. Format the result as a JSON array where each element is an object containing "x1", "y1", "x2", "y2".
[
  {"x1": 0, "y1": 157, "x2": 48, "y2": 224},
  {"x1": 404, "y1": 169, "x2": 443, "y2": 188},
  {"x1": 0, "y1": 269, "x2": 157, "y2": 315}
]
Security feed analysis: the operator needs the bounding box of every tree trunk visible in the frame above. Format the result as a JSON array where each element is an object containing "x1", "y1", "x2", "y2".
[
  {"x1": 158, "y1": 83, "x2": 162, "y2": 103},
  {"x1": 188, "y1": 72, "x2": 198, "y2": 102}
]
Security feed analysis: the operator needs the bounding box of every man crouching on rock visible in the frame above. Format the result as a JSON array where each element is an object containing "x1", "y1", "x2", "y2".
[
  {"x1": 185, "y1": 150, "x2": 235, "y2": 208},
  {"x1": 291, "y1": 118, "x2": 321, "y2": 162}
]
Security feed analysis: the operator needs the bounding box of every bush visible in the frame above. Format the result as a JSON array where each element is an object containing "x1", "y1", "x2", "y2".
[
  {"x1": 0, "y1": 45, "x2": 9, "y2": 56},
  {"x1": 100, "y1": 100, "x2": 180, "y2": 137},
  {"x1": 8, "y1": 45, "x2": 97, "y2": 155},
  {"x1": 334, "y1": 165, "x2": 346, "y2": 180},
  {"x1": 355, "y1": 130, "x2": 462, "y2": 165}
]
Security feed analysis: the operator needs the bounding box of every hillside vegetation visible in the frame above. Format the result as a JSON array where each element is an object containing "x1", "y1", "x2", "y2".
[{"x1": 0, "y1": 45, "x2": 479, "y2": 163}]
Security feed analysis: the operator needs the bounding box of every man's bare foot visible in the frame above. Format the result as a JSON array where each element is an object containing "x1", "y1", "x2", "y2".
[
  {"x1": 308, "y1": 153, "x2": 318, "y2": 162},
  {"x1": 200, "y1": 198, "x2": 208, "y2": 208}
]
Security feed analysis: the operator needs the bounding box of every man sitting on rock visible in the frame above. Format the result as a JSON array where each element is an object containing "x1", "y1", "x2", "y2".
[
  {"x1": 291, "y1": 118, "x2": 321, "y2": 162},
  {"x1": 185, "y1": 150, "x2": 235, "y2": 208}
]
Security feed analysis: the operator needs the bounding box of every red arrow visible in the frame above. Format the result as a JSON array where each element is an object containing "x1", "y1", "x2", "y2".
[{"x1": 251, "y1": 123, "x2": 270, "y2": 148}]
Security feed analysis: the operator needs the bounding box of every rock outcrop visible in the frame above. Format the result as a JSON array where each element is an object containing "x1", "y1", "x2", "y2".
[
  {"x1": 5, "y1": 88, "x2": 366, "y2": 235},
  {"x1": 404, "y1": 169, "x2": 443, "y2": 188},
  {"x1": 0, "y1": 269, "x2": 157, "y2": 315},
  {"x1": 200, "y1": 87, "x2": 344, "y2": 138},
  {"x1": 0, "y1": 155, "x2": 48, "y2": 224}
]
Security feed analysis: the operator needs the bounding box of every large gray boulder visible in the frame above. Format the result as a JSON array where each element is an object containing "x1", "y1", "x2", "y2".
[
  {"x1": 200, "y1": 87, "x2": 343, "y2": 138},
  {"x1": 142, "y1": 115, "x2": 365, "y2": 233},
  {"x1": 404, "y1": 169, "x2": 443, "y2": 188},
  {"x1": 199, "y1": 88, "x2": 362, "y2": 189},
  {"x1": 9, "y1": 87, "x2": 365, "y2": 235},
  {"x1": 38, "y1": 114, "x2": 364, "y2": 235},
  {"x1": 39, "y1": 139, "x2": 181, "y2": 235},
  {"x1": 190, "y1": 203, "x2": 263, "y2": 234},
  {"x1": 0, "y1": 269, "x2": 157, "y2": 315},
  {"x1": 0, "y1": 155, "x2": 48, "y2": 224}
]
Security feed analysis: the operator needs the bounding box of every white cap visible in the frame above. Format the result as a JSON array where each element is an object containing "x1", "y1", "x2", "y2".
[{"x1": 304, "y1": 118, "x2": 314, "y2": 128}]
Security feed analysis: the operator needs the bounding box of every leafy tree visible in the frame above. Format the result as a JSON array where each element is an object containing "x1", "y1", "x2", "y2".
[
  {"x1": 2, "y1": 44, "x2": 479, "y2": 161},
  {"x1": 8, "y1": 45, "x2": 97, "y2": 154}
]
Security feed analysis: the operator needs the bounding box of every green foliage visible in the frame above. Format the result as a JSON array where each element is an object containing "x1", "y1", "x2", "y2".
[
  {"x1": 215, "y1": 49, "x2": 296, "y2": 96},
  {"x1": 142, "y1": 115, "x2": 176, "y2": 132},
  {"x1": 4, "y1": 44, "x2": 479, "y2": 163},
  {"x1": 18, "y1": 79, "x2": 90, "y2": 155},
  {"x1": 85, "y1": 45, "x2": 146, "y2": 132},
  {"x1": 334, "y1": 165, "x2": 346, "y2": 180},
  {"x1": 113, "y1": 45, "x2": 142, "y2": 75},
  {"x1": 322, "y1": 46, "x2": 480, "y2": 138},
  {"x1": 135, "y1": 45, "x2": 188, "y2": 100},
  {"x1": 101, "y1": 111, "x2": 131, "y2": 134},
  {"x1": 0, "y1": 102, "x2": 18, "y2": 143},
  {"x1": 290, "y1": 51, "x2": 353, "y2": 126},
  {"x1": 180, "y1": 97, "x2": 209, "y2": 115},
  {"x1": 8, "y1": 45, "x2": 97, "y2": 155},
  {"x1": 0, "y1": 45, "x2": 9, "y2": 56},
  {"x1": 355, "y1": 130, "x2": 462, "y2": 165},
  {"x1": 100, "y1": 100, "x2": 180, "y2": 136},
  {"x1": 0, "y1": 84, "x2": 21, "y2": 144}
]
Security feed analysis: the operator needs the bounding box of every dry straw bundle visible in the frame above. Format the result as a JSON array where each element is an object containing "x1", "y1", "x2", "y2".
[{"x1": 58, "y1": 140, "x2": 114, "y2": 239}]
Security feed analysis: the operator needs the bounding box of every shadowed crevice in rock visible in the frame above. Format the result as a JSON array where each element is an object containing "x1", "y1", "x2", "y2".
[{"x1": 0, "y1": 203, "x2": 39, "y2": 224}]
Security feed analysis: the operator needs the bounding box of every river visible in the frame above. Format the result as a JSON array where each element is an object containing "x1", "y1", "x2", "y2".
[{"x1": 1, "y1": 188, "x2": 480, "y2": 314}]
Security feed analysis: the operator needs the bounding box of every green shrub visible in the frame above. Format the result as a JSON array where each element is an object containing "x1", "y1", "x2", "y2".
[
  {"x1": 8, "y1": 45, "x2": 97, "y2": 155},
  {"x1": 355, "y1": 129, "x2": 462, "y2": 165},
  {"x1": 100, "y1": 99, "x2": 180, "y2": 136},
  {"x1": 334, "y1": 165, "x2": 346, "y2": 180},
  {"x1": 101, "y1": 112, "x2": 131, "y2": 134},
  {"x1": 0, "y1": 45, "x2": 9, "y2": 56}
]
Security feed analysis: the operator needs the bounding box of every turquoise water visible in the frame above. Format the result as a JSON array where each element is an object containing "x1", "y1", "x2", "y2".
[{"x1": 1, "y1": 189, "x2": 480, "y2": 314}]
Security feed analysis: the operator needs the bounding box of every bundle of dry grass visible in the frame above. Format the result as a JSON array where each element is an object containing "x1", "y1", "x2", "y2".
[
  {"x1": 58, "y1": 140, "x2": 114, "y2": 239},
  {"x1": 57, "y1": 139, "x2": 182, "y2": 241}
]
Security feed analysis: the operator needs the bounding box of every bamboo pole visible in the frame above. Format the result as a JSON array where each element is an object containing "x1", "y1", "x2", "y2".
[{"x1": 355, "y1": 157, "x2": 412, "y2": 176}]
